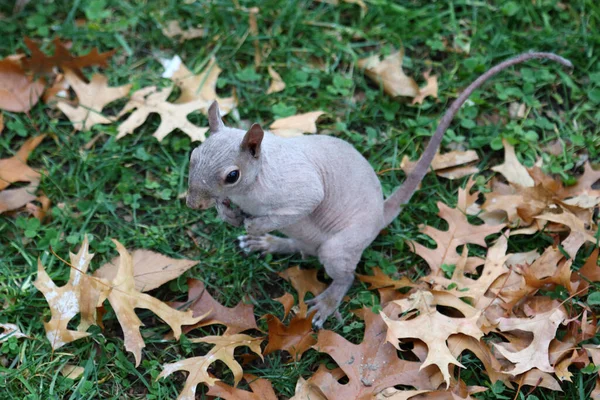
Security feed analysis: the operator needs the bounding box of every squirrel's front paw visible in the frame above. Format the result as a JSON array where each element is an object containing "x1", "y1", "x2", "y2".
[
  {"x1": 216, "y1": 200, "x2": 243, "y2": 227},
  {"x1": 244, "y1": 217, "x2": 269, "y2": 236}
]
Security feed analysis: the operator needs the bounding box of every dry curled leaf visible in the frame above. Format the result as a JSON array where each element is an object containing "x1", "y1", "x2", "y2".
[
  {"x1": 278, "y1": 266, "x2": 327, "y2": 310},
  {"x1": 494, "y1": 307, "x2": 567, "y2": 376},
  {"x1": 60, "y1": 364, "x2": 85, "y2": 379},
  {"x1": 57, "y1": 69, "x2": 131, "y2": 131},
  {"x1": 382, "y1": 290, "x2": 484, "y2": 386},
  {"x1": 266, "y1": 66, "x2": 286, "y2": 94},
  {"x1": 169, "y1": 278, "x2": 258, "y2": 336},
  {"x1": 116, "y1": 86, "x2": 208, "y2": 142},
  {"x1": 158, "y1": 335, "x2": 263, "y2": 399},
  {"x1": 0, "y1": 57, "x2": 45, "y2": 112},
  {"x1": 0, "y1": 134, "x2": 45, "y2": 191},
  {"x1": 269, "y1": 111, "x2": 325, "y2": 137},
  {"x1": 357, "y1": 50, "x2": 419, "y2": 98}
]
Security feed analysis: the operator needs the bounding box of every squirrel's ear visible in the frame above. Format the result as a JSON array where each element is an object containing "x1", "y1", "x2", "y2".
[
  {"x1": 208, "y1": 101, "x2": 225, "y2": 133},
  {"x1": 241, "y1": 123, "x2": 264, "y2": 158}
]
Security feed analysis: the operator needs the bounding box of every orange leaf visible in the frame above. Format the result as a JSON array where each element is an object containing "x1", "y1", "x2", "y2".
[{"x1": 0, "y1": 58, "x2": 45, "y2": 112}]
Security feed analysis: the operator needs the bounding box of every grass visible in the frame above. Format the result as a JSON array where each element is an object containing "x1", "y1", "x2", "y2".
[{"x1": 1, "y1": 0, "x2": 599, "y2": 398}]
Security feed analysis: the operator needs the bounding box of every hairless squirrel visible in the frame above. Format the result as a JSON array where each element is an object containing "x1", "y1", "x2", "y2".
[{"x1": 187, "y1": 52, "x2": 573, "y2": 328}]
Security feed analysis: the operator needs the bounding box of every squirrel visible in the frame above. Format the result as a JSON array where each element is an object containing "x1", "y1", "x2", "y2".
[{"x1": 187, "y1": 52, "x2": 572, "y2": 328}]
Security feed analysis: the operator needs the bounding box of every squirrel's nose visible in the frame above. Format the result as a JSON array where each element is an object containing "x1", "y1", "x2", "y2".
[{"x1": 186, "y1": 195, "x2": 214, "y2": 210}]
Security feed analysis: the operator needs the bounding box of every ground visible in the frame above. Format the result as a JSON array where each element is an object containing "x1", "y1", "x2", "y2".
[{"x1": 1, "y1": 0, "x2": 599, "y2": 399}]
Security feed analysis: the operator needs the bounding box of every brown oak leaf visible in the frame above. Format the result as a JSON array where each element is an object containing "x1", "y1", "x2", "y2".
[
  {"x1": 0, "y1": 57, "x2": 45, "y2": 112},
  {"x1": 491, "y1": 139, "x2": 534, "y2": 187},
  {"x1": 169, "y1": 279, "x2": 258, "y2": 336},
  {"x1": 266, "y1": 66, "x2": 286, "y2": 94},
  {"x1": 22, "y1": 37, "x2": 115, "y2": 80},
  {"x1": 0, "y1": 134, "x2": 45, "y2": 191},
  {"x1": 263, "y1": 312, "x2": 316, "y2": 360},
  {"x1": 310, "y1": 307, "x2": 439, "y2": 399}
]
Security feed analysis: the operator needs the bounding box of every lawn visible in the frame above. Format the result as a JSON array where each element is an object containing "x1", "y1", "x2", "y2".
[{"x1": 1, "y1": 0, "x2": 599, "y2": 399}]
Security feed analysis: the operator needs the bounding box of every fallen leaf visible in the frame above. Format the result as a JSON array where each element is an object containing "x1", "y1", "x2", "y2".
[
  {"x1": 165, "y1": 56, "x2": 237, "y2": 113},
  {"x1": 35, "y1": 238, "x2": 203, "y2": 366},
  {"x1": 382, "y1": 290, "x2": 484, "y2": 386},
  {"x1": 401, "y1": 150, "x2": 479, "y2": 179},
  {"x1": 266, "y1": 66, "x2": 286, "y2": 94},
  {"x1": 428, "y1": 235, "x2": 511, "y2": 310},
  {"x1": 290, "y1": 376, "x2": 327, "y2": 400},
  {"x1": 57, "y1": 69, "x2": 131, "y2": 131},
  {"x1": 491, "y1": 139, "x2": 534, "y2": 187},
  {"x1": 376, "y1": 388, "x2": 430, "y2": 400},
  {"x1": 310, "y1": 307, "x2": 439, "y2": 399},
  {"x1": 206, "y1": 374, "x2": 277, "y2": 400},
  {"x1": 116, "y1": 86, "x2": 208, "y2": 142},
  {"x1": 0, "y1": 323, "x2": 28, "y2": 342},
  {"x1": 0, "y1": 180, "x2": 39, "y2": 214},
  {"x1": 60, "y1": 364, "x2": 85, "y2": 379},
  {"x1": 494, "y1": 307, "x2": 567, "y2": 375},
  {"x1": 274, "y1": 292, "x2": 295, "y2": 319},
  {"x1": 94, "y1": 249, "x2": 197, "y2": 292},
  {"x1": 263, "y1": 313, "x2": 316, "y2": 360},
  {"x1": 0, "y1": 57, "x2": 45, "y2": 112},
  {"x1": 34, "y1": 237, "x2": 108, "y2": 349},
  {"x1": 578, "y1": 248, "x2": 600, "y2": 282},
  {"x1": 357, "y1": 50, "x2": 419, "y2": 98},
  {"x1": 412, "y1": 71, "x2": 439, "y2": 105},
  {"x1": 22, "y1": 37, "x2": 115, "y2": 80},
  {"x1": 564, "y1": 162, "x2": 600, "y2": 198},
  {"x1": 0, "y1": 134, "x2": 45, "y2": 191},
  {"x1": 356, "y1": 267, "x2": 415, "y2": 290},
  {"x1": 409, "y1": 201, "x2": 504, "y2": 275},
  {"x1": 169, "y1": 278, "x2": 258, "y2": 336},
  {"x1": 158, "y1": 334, "x2": 263, "y2": 399},
  {"x1": 269, "y1": 111, "x2": 325, "y2": 137},
  {"x1": 105, "y1": 240, "x2": 204, "y2": 366},
  {"x1": 536, "y1": 210, "x2": 597, "y2": 244},
  {"x1": 161, "y1": 20, "x2": 205, "y2": 41},
  {"x1": 508, "y1": 102, "x2": 526, "y2": 119},
  {"x1": 518, "y1": 369, "x2": 562, "y2": 391},
  {"x1": 278, "y1": 266, "x2": 327, "y2": 307}
]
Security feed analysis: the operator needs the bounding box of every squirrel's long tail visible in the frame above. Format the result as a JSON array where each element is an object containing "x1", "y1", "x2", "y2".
[{"x1": 382, "y1": 51, "x2": 573, "y2": 228}]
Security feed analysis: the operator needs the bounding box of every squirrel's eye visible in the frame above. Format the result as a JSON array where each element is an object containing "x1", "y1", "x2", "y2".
[{"x1": 225, "y1": 169, "x2": 240, "y2": 184}]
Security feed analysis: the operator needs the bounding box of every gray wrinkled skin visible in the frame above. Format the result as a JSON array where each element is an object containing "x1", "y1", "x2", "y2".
[{"x1": 188, "y1": 102, "x2": 384, "y2": 328}]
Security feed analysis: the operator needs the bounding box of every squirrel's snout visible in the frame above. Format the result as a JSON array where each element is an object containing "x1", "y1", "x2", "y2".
[{"x1": 186, "y1": 195, "x2": 214, "y2": 210}]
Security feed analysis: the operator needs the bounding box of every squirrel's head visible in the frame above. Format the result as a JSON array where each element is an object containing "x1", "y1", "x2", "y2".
[{"x1": 187, "y1": 101, "x2": 264, "y2": 210}]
